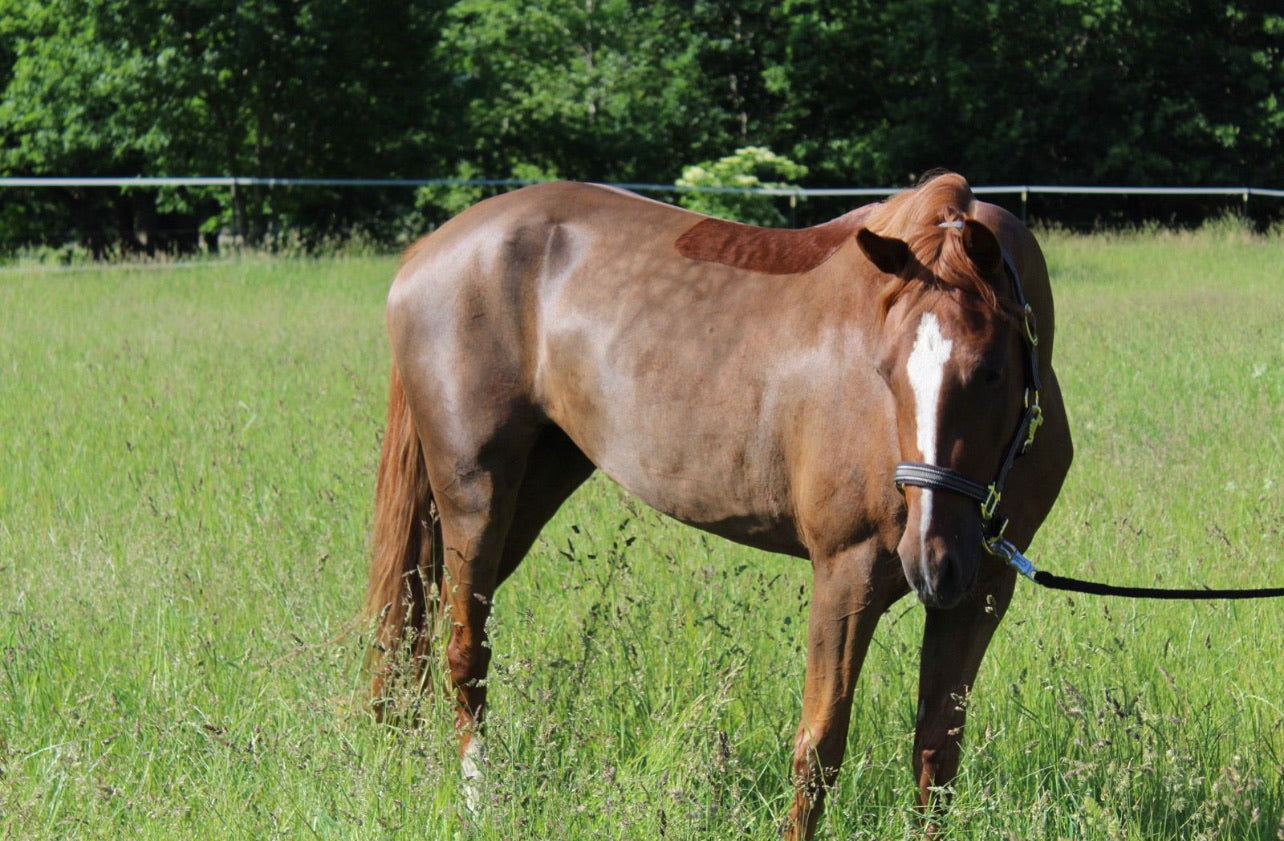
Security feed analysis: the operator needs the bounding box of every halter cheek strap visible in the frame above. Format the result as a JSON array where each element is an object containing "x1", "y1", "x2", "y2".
[{"x1": 893, "y1": 248, "x2": 1043, "y2": 551}]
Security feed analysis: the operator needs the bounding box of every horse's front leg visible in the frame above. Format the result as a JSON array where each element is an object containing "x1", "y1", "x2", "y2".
[
  {"x1": 913, "y1": 559, "x2": 1016, "y2": 816},
  {"x1": 784, "y1": 542, "x2": 901, "y2": 841}
]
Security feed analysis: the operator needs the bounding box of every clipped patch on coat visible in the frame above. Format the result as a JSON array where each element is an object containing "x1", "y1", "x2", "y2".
[{"x1": 674, "y1": 207, "x2": 870, "y2": 275}]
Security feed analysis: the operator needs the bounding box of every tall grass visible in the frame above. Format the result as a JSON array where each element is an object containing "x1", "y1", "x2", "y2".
[{"x1": 1, "y1": 227, "x2": 1282, "y2": 839}]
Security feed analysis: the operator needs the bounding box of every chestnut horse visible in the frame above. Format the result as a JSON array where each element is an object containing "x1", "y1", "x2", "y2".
[{"x1": 366, "y1": 172, "x2": 1072, "y2": 836}]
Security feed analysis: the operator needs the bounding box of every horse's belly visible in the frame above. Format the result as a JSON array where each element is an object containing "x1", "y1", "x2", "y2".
[
  {"x1": 552, "y1": 399, "x2": 808, "y2": 556},
  {"x1": 605, "y1": 463, "x2": 805, "y2": 556}
]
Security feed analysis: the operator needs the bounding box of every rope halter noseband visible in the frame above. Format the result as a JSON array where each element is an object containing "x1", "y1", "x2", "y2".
[{"x1": 893, "y1": 230, "x2": 1044, "y2": 558}]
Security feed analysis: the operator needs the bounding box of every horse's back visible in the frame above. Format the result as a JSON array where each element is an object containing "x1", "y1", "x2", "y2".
[{"x1": 397, "y1": 182, "x2": 691, "y2": 284}]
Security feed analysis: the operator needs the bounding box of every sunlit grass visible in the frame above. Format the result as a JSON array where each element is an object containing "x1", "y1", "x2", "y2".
[{"x1": 1, "y1": 227, "x2": 1282, "y2": 839}]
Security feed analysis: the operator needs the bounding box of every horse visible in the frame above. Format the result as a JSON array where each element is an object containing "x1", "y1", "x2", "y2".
[{"x1": 364, "y1": 171, "x2": 1073, "y2": 837}]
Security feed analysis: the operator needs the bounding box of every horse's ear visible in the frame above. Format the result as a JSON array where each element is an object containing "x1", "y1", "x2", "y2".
[
  {"x1": 856, "y1": 228, "x2": 911, "y2": 276},
  {"x1": 961, "y1": 219, "x2": 1003, "y2": 277}
]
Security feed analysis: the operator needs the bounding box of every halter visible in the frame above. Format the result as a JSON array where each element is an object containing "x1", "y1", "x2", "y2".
[{"x1": 893, "y1": 241, "x2": 1044, "y2": 557}]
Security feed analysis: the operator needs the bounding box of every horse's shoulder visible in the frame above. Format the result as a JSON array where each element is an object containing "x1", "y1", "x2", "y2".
[{"x1": 674, "y1": 208, "x2": 871, "y2": 275}]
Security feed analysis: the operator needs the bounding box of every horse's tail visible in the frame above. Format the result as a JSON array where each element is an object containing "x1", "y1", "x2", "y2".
[{"x1": 365, "y1": 361, "x2": 438, "y2": 705}]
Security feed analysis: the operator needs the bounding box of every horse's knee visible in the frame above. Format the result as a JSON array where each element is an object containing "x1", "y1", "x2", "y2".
[{"x1": 791, "y1": 744, "x2": 819, "y2": 793}]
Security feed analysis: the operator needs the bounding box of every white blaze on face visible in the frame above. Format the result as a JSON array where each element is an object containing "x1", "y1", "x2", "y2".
[{"x1": 906, "y1": 312, "x2": 954, "y2": 582}]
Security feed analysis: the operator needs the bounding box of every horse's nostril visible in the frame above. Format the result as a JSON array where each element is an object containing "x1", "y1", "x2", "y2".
[
  {"x1": 922, "y1": 550, "x2": 975, "y2": 610},
  {"x1": 939, "y1": 554, "x2": 959, "y2": 588}
]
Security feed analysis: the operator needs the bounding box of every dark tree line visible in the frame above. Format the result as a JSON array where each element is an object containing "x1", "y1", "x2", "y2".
[{"x1": 1, "y1": 0, "x2": 1281, "y2": 254}]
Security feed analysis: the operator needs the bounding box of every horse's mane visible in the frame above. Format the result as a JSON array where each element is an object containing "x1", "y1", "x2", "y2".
[{"x1": 863, "y1": 171, "x2": 1001, "y2": 313}]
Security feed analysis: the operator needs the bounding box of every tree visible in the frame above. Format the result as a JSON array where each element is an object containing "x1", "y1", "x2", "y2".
[
  {"x1": 2, "y1": 0, "x2": 1281, "y2": 255},
  {"x1": 0, "y1": 0, "x2": 453, "y2": 251},
  {"x1": 436, "y1": 0, "x2": 714, "y2": 183}
]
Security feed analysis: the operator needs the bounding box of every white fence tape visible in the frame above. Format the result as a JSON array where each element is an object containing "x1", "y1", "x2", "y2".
[{"x1": 2, "y1": 176, "x2": 1282, "y2": 199}]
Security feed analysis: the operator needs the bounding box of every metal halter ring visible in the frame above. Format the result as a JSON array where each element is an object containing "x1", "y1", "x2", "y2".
[
  {"x1": 1022, "y1": 303, "x2": 1039, "y2": 346},
  {"x1": 1022, "y1": 389, "x2": 1044, "y2": 453},
  {"x1": 982, "y1": 519, "x2": 1011, "y2": 556},
  {"x1": 980, "y1": 484, "x2": 1002, "y2": 523}
]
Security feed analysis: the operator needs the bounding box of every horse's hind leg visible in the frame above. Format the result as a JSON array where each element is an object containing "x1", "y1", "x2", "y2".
[
  {"x1": 419, "y1": 424, "x2": 593, "y2": 812},
  {"x1": 431, "y1": 456, "x2": 526, "y2": 732},
  {"x1": 433, "y1": 426, "x2": 593, "y2": 719}
]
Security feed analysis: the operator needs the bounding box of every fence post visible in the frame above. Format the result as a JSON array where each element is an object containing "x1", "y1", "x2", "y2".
[{"x1": 230, "y1": 178, "x2": 240, "y2": 252}]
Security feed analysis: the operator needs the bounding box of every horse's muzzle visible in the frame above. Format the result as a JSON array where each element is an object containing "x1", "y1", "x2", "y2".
[{"x1": 898, "y1": 517, "x2": 981, "y2": 610}]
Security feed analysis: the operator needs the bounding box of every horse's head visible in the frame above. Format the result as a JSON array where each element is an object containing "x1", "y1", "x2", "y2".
[{"x1": 859, "y1": 214, "x2": 1032, "y2": 609}]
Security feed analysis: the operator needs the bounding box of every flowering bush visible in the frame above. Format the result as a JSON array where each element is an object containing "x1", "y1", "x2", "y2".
[{"x1": 676, "y1": 147, "x2": 807, "y2": 226}]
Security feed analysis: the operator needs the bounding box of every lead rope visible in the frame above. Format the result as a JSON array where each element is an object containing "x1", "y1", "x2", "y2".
[
  {"x1": 987, "y1": 257, "x2": 1284, "y2": 600},
  {"x1": 986, "y1": 538, "x2": 1284, "y2": 599},
  {"x1": 986, "y1": 256, "x2": 1284, "y2": 599}
]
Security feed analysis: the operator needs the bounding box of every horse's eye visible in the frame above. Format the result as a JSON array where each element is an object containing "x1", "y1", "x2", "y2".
[{"x1": 980, "y1": 366, "x2": 1004, "y2": 387}]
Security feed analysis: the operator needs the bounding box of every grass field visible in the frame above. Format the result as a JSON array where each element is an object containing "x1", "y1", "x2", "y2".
[{"x1": 2, "y1": 225, "x2": 1283, "y2": 840}]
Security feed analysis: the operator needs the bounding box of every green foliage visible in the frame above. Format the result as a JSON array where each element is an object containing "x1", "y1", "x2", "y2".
[
  {"x1": 675, "y1": 146, "x2": 806, "y2": 225},
  {"x1": 412, "y1": 161, "x2": 561, "y2": 229},
  {"x1": 437, "y1": 0, "x2": 708, "y2": 181},
  {"x1": 413, "y1": 162, "x2": 491, "y2": 226},
  {"x1": 0, "y1": 0, "x2": 450, "y2": 251},
  {"x1": 0, "y1": 0, "x2": 1282, "y2": 251},
  {"x1": 0, "y1": 0, "x2": 164, "y2": 173}
]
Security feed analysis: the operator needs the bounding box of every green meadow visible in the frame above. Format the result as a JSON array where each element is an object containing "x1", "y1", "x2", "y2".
[{"x1": 2, "y1": 225, "x2": 1282, "y2": 839}]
